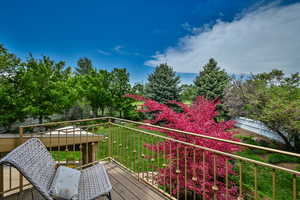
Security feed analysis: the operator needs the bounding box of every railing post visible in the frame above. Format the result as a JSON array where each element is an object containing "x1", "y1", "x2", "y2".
[
  {"x1": 81, "y1": 144, "x2": 88, "y2": 165},
  {"x1": 19, "y1": 127, "x2": 24, "y2": 144},
  {"x1": 88, "y1": 142, "x2": 97, "y2": 163},
  {"x1": 18, "y1": 127, "x2": 24, "y2": 194},
  {"x1": 0, "y1": 153, "x2": 4, "y2": 198},
  {"x1": 108, "y1": 118, "x2": 112, "y2": 160},
  {"x1": 108, "y1": 135, "x2": 111, "y2": 160}
]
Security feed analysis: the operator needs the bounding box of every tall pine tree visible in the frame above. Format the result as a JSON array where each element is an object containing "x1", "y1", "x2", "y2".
[
  {"x1": 145, "y1": 63, "x2": 181, "y2": 104},
  {"x1": 194, "y1": 58, "x2": 230, "y2": 100}
]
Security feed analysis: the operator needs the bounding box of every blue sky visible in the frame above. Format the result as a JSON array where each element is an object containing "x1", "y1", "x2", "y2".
[{"x1": 1, "y1": 0, "x2": 300, "y2": 84}]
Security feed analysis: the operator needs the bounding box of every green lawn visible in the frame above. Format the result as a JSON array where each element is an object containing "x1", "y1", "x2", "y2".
[
  {"x1": 106, "y1": 124, "x2": 166, "y2": 172},
  {"x1": 51, "y1": 123, "x2": 166, "y2": 172},
  {"x1": 235, "y1": 151, "x2": 300, "y2": 199},
  {"x1": 52, "y1": 124, "x2": 300, "y2": 199},
  {"x1": 234, "y1": 135, "x2": 300, "y2": 199}
]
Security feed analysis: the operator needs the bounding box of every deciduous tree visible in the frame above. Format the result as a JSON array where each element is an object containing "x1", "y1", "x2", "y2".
[
  {"x1": 110, "y1": 68, "x2": 131, "y2": 117},
  {"x1": 127, "y1": 94, "x2": 240, "y2": 199},
  {"x1": 225, "y1": 70, "x2": 300, "y2": 152},
  {"x1": 79, "y1": 69, "x2": 112, "y2": 117},
  {"x1": 75, "y1": 57, "x2": 93, "y2": 75},
  {"x1": 132, "y1": 82, "x2": 145, "y2": 95},
  {"x1": 248, "y1": 70, "x2": 300, "y2": 152},
  {"x1": 0, "y1": 45, "x2": 25, "y2": 130},
  {"x1": 21, "y1": 56, "x2": 78, "y2": 124}
]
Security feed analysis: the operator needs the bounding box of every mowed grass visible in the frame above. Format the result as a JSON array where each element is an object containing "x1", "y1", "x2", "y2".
[
  {"x1": 52, "y1": 124, "x2": 300, "y2": 199},
  {"x1": 51, "y1": 123, "x2": 166, "y2": 173},
  {"x1": 231, "y1": 156, "x2": 300, "y2": 199},
  {"x1": 106, "y1": 124, "x2": 166, "y2": 172},
  {"x1": 234, "y1": 135, "x2": 300, "y2": 199}
]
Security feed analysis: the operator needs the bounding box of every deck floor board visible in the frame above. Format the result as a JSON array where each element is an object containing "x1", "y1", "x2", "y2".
[{"x1": 3, "y1": 162, "x2": 168, "y2": 200}]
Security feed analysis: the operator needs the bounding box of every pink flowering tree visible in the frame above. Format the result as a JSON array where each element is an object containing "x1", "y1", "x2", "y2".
[{"x1": 126, "y1": 94, "x2": 240, "y2": 199}]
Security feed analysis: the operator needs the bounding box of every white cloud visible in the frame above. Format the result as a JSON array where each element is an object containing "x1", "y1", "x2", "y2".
[
  {"x1": 97, "y1": 46, "x2": 144, "y2": 57},
  {"x1": 113, "y1": 45, "x2": 145, "y2": 57},
  {"x1": 181, "y1": 22, "x2": 193, "y2": 32},
  {"x1": 97, "y1": 49, "x2": 111, "y2": 56},
  {"x1": 145, "y1": 3, "x2": 300, "y2": 74},
  {"x1": 113, "y1": 45, "x2": 124, "y2": 52}
]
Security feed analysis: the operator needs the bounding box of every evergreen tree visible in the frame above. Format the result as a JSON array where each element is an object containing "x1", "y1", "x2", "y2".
[
  {"x1": 194, "y1": 58, "x2": 230, "y2": 100},
  {"x1": 75, "y1": 57, "x2": 93, "y2": 75},
  {"x1": 145, "y1": 63, "x2": 181, "y2": 104}
]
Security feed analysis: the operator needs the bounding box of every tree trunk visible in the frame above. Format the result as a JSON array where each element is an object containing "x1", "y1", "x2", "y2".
[
  {"x1": 276, "y1": 130, "x2": 294, "y2": 151},
  {"x1": 101, "y1": 108, "x2": 105, "y2": 116},
  {"x1": 64, "y1": 110, "x2": 67, "y2": 120},
  {"x1": 294, "y1": 135, "x2": 300, "y2": 153},
  {"x1": 5, "y1": 124, "x2": 12, "y2": 133},
  {"x1": 39, "y1": 116, "x2": 43, "y2": 124},
  {"x1": 92, "y1": 107, "x2": 97, "y2": 118},
  {"x1": 108, "y1": 106, "x2": 113, "y2": 116},
  {"x1": 119, "y1": 110, "x2": 122, "y2": 118}
]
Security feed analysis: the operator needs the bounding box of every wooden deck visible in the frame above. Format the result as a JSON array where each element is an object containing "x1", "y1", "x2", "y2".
[{"x1": 3, "y1": 162, "x2": 168, "y2": 200}]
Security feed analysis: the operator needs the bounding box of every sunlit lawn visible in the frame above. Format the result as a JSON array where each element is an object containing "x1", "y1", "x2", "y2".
[
  {"x1": 52, "y1": 124, "x2": 300, "y2": 199},
  {"x1": 52, "y1": 124, "x2": 166, "y2": 172}
]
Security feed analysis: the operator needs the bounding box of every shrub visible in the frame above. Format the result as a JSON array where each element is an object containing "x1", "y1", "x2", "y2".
[
  {"x1": 268, "y1": 153, "x2": 300, "y2": 164},
  {"x1": 234, "y1": 135, "x2": 269, "y2": 154},
  {"x1": 126, "y1": 94, "x2": 240, "y2": 200},
  {"x1": 236, "y1": 150, "x2": 264, "y2": 162}
]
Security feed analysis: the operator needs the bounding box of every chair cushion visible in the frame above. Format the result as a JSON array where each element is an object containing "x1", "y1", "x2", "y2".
[{"x1": 49, "y1": 166, "x2": 81, "y2": 200}]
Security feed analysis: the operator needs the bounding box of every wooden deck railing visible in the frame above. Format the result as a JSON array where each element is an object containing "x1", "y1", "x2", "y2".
[
  {"x1": 0, "y1": 117, "x2": 299, "y2": 199},
  {"x1": 0, "y1": 117, "x2": 108, "y2": 197},
  {"x1": 108, "y1": 118, "x2": 300, "y2": 200}
]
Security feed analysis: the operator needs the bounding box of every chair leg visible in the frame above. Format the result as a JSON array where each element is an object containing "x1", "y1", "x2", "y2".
[
  {"x1": 17, "y1": 190, "x2": 23, "y2": 200},
  {"x1": 31, "y1": 188, "x2": 34, "y2": 200},
  {"x1": 106, "y1": 192, "x2": 112, "y2": 200}
]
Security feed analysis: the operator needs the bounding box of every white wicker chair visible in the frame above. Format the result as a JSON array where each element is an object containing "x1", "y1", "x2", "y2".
[{"x1": 0, "y1": 138, "x2": 112, "y2": 200}]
